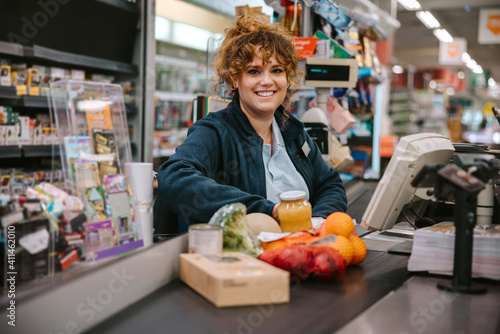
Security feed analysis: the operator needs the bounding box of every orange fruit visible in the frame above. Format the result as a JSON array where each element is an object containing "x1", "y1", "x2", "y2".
[
  {"x1": 349, "y1": 235, "x2": 367, "y2": 265},
  {"x1": 312, "y1": 223, "x2": 326, "y2": 237},
  {"x1": 284, "y1": 231, "x2": 318, "y2": 246},
  {"x1": 324, "y1": 212, "x2": 355, "y2": 237},
  {"x1": 261, "y1": 239, "x2": 287, "y2": 251},
  {"x1": 323, "y1": 235, "x2": 354, "y2": 266}
]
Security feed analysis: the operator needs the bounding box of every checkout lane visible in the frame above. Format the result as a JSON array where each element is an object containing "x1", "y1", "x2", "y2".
[
  {"x1": 88, "y1": 250, "x2": 411, "y2": 334},
  {"x1": 88, "y1": 178, "x2": 500, "y2": 334}
]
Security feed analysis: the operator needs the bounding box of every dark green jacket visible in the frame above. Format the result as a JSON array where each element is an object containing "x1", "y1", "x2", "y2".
[{"x1": 156, "y1": 100, "x2": 347, "y2": 233}]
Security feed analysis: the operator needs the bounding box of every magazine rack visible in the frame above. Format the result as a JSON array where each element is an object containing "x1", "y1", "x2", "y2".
[{"x1": 50, "y1": 80, "x2": 143, "y2": 260}]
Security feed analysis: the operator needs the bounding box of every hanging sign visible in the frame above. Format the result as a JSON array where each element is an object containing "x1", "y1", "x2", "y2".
[
  {"x1": 294, "y1": 37, "x2": 318, "y2": 59},
  {"x1": 478, "y1": 8, "x2": 500, "y2": 44},
  {"x1": 439, "y1": 38, "x2": 467, "y2": 65}
]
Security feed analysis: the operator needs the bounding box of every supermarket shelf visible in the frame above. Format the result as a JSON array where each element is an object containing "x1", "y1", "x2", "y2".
[
  {"x1": 0, "y1": 145, "x2": 59, "y2": 159},
  {"x1": 22, "y1": 95, "x2": 50, "y2": 108},
  {"x1": 25, "y1": 45, "x2": 138, "y2": 75},
  {"x1": 0, "y1": 94, "x2": 49, "y2": 109},
  {"x1": 155, "y1": 91, "x2": 197, "y2": 102},
  {"x1": 0, "y1": 146, "x2": 22, "y2": 158},
  {"x1": 0, "y1": 41, "x2": 23, "y2": 57},
  {"x1": 0, "y1": 86, "x2": 17, "y2": 99},
  {"x1": 23, "y1": 145, "x2": 60, "y2": 158},
  {"x1": 0, "y1": 41, "x2": 138, "y2": 75}
]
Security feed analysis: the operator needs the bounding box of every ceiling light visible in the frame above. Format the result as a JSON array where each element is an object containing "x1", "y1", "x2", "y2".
[
  {"x1": 416, "y1": 11, "x2": 440, "y2": 29},
  {"x1": 392, "y1": 65, "x2": 404, "y2": 74},
  {"x1": 457, "y1": 71, "x2": 465, "y2": 79},
  {"x1": 397, "y1": 0, "x2": 422, "y2": 10},
  {"x1": 433, "y1": 29, "x2": 453, "y2": 43},
  {"x1": 465, "y1": 59, "x2": 477, "y2": 69},
  {"x1": 461, "y1": 52, "x2": 471, "y2": 63},
  {"x1": 472, "y1": 65, "x2": 483, "y2": 74},
  {"x1": 488, "y1": 78, "x2": 496, "y2": 86},
  {"x1": 429, "y1": 80, "x2": 437, "y2": 89}
]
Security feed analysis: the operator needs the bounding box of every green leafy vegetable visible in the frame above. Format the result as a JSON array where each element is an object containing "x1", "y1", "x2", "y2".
[{"x1": 208, "y1": 203, "x2": 263, "y2": 257}]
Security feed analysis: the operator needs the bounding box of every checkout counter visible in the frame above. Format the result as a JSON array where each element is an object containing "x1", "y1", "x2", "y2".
[{"x1": 1, "y1": 179, "x2": 499, "y2": 334}]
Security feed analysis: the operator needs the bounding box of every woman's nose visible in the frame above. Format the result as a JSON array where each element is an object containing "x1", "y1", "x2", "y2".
[{"x1": 260, "y1": 71, "x2": 272, "y2": 85}]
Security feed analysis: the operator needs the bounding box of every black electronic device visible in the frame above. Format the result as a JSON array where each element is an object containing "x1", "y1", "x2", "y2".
[{"x1": 304, "y1": 58, "x2": 359, "y2": 88}]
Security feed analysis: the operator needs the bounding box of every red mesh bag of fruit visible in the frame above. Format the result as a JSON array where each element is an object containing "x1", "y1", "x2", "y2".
[{"x1": 258, "y1": 244, "x2": 346, "y2": 281}]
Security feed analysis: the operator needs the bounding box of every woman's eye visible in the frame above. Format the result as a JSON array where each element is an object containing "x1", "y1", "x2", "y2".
[
  {"x1": 248, "y1": 69, "x2": 259, "y2": 75},
  {"x1": 272, "y1": 68, "x2": 284, "y2": 74}
]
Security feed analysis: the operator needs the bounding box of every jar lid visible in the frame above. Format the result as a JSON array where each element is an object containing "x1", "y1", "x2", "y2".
[{"x1": 279, "y1": 190, "x2": 306, "y2": 201}]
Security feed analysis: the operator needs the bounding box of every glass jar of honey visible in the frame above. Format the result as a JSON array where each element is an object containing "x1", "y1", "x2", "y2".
[{"x1": 277, "y1": 190, "x2": 312, "y2": 232}]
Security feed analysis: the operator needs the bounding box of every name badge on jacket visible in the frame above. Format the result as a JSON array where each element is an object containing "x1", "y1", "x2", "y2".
[{"x1": 302, "y1": 141, "x2": 311, "y2": 157}]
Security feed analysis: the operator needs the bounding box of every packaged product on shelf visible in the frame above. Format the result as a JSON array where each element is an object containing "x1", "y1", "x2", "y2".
[
  {"x1": 27, "y1": 67, "x2": 40, "y2": 96},
  {"x1": 50, "y1": 67, "x2": 65, "y2": 83},
  {"x1": 11, "y1": 172, "x2": 24, "y2": 197},
  {"x1": 5, "y1": 123, "x2": 20, "y2": 146},
  {"x1": 34, "y1": 65, "x2": 51, "y2": 96},
  {"x1": 0, "y1": 125, "x2": 5, "y2": 145},
  {"x1": 101, "y1": 174, "x2": 132, "y2": 235},
  {"x1": 31, "y1": 119, "x2": 43, "y2": 145},
  {"x1": 70, "y1": 69, "x2": 85, "y2": 81},
  {"x1": 11, "y1": 68, "x2": 28, "y2": 96},
  {"x1": 0, "y1": 65, "x2": 11, "y2": 86},
  {"x1": 18, "y1": 116, "x2": 30, "y2": 145},
  {"x1": 24, "y1": 172, "x2": 35, "y2": 189},
  {"x1": 0, "y1": 169, "x2": 12, "y2": 198},
  {"x1": 63, "y1": 136, "x2": 92, "y2": 187},
  {"x1": 85, "y1": 219, "x2": 115, "y2": 253},
  {"x1": 313, "y1": 30, "x2": 351, "y2": 59},
  {"x1": 92, "y1": 128, "x2": 121, "y2": 175},
  {"x1": 74, "y1": 159, "x2": 107, "y2": 222}
]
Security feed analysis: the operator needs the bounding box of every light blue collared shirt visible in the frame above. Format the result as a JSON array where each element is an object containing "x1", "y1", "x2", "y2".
[{"x1": 262, "y1": 118, "x2": 310, "y2": 203}]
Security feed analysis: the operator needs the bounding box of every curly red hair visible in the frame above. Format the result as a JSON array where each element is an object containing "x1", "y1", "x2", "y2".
[{"x1": 212, "y1": 15, "x2": 303, "y2": 105}]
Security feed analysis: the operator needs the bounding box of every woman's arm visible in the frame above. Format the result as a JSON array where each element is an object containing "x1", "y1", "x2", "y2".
[{"x1": 157, "y1": 120, "x2": 275, "y2": 225}]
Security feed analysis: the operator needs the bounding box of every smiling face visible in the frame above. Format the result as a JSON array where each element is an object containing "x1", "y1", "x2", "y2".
[{"x1": 234, "y1": 53, "x2": 288, "y2": 119}]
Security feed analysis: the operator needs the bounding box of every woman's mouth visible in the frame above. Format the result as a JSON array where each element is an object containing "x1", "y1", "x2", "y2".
[{"x1": 256, "y1": 91, "x2": 275, "y2": 97}]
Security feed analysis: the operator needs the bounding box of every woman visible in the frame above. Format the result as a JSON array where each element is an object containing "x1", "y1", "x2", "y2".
[{"x1": 155, "y1": 16, "x2": 347, "y2": 233}]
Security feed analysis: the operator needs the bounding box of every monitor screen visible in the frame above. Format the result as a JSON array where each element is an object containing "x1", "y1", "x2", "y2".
[
  {"x1": 304, "y1": 58, "x2": 358, "y2": 88},
  {"x1": 306, "y1": 64, "x2": 350, "y2": 81},
  {"x1": 361, "y1": 133, "x2": 456, "y2": 231}
]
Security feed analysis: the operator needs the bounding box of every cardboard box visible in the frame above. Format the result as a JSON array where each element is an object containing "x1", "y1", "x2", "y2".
[{"x1": 180, "y1": 252, "x2": 290, "y2": 308}]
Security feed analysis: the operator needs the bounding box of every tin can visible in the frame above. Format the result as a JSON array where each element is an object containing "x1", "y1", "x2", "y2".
[{"x1": 188, "y1": 224, "x2": 223, "y2": 254}]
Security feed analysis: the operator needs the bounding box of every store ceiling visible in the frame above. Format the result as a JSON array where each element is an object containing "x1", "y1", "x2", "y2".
[
  {"x1": 182, "y1": 0, "x2": 500, "y2": 82},
  {"x1": 392, "y1": 0, "x2": 499, "y2": 81}
]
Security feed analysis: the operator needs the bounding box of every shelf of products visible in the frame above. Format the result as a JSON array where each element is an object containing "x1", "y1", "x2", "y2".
[
  {"x1": 389, "y1": 88, "x2": 418, "y2": 136},
  {"x1": 0, "y1": 0, "x2": 154, "y2": 165},
  {"x1": 0, "y1": 145, "x2": 60, "y2": 158},
  {"x1": 0, "y1": 41, "x2": 138, "y2": 76}
]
